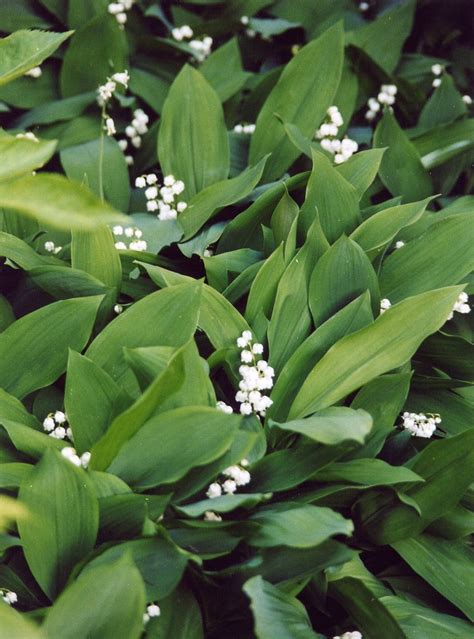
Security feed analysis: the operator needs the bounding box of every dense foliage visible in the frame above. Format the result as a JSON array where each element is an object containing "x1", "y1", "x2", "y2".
[{"x1": 0, "y1": 1, "x2": 473, "y2": 637}]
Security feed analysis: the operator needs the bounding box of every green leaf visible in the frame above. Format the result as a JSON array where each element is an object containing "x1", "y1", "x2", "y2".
[
  {"x1": 269, "y1": 293, "x2": 373, "y2": 422},
  {"x1": 347, "y1": 0, "x2": 415, "y2": 73},
  {"x1": 244, "y1": 576, "x2": 322, "y2": 639},
  {"x1": 67, "y1": 0, "x2": 109, "y2": 29},
  {"x1": 249, "y1": 503, "x2": 353, "y2": 548},
  {"x1": 0, "y1": 174, "x2": 127, "y2": 230},
  {"x1": 175, "y1": 493, "x2": 270, "y2": 517},
  {"x1": 413, "y1": 119, "x2": 474, "y2": 169},
  {"x1": 374, "y1": 110, "x2": 432, "y2": 201},
  {"x1": 246, "y1": 244, "x2": 286, "y2": 325},
  {"x1": 379, "y1": 214, "x2": 474, "y2": 302},
  {"x1": 201, "y1": 38, "x2": 249, "y2": 102},
  {"x1": 383, "y1": 595, "x2": 474, "y2": 638},
  {"x1": 83, "y1": 536, "x2": 188, "y2": 600},
  {"x1": 60, "y1": 16, "x2": 128, "y2": 97},
  {"x1": 289, "y1": 286, "x2": 463, "y2": 419},
  {"x1": 315, "y1": 459, "x2": 423, "y2": 485},
  {"x1": 301, "y1": 150, "x2": 360, "y2": 242},
  {"x1": 108, "y1": 406, "x2": 241, "y2": 490},
  {"x1": 336, "y1": 148, "x2": 385, "y2": 199},
  {"x1": 350, "y1": 197, "x2": 432, "y2": 258},
  {"x1": 178, "y1": 156, "x2": 268, "y2": 240},
  {"x1": 61, "y1": 137, "x2": 130, "y2": 212},
  {"x1": 44, "y1": 555, "x2": 145, "y2": 639},
  {"x1": 149, "y1": 584, "x2": 204, "y2": 639},
  {"x1": 249, "y1": 22, "x2": 344, "y2": 181},
  {"x1": 417, "y1": 75, "x2": 467, "y2": 132},
  {"x1": 309, "y1": 235, "x2": 379, "y2": 324},
  {"x1": 18, "y1": 449, "x2": 98, "y2": 599},
  {"x1": 270, "y1": 407, "x2": 372, "y2": 446},
  {"x1": 0, "y1": 135, "x2": 57, "y2": 181},
  {"x1": 158, "y1": 64, "x2": 229, "y2": 198},
  {"x1": 0, "y1": 29, "x2": 73, "y2": 87},
  {"x1": 0, "y1": 296, "x2": 101, "y2": 399},
  {"x1": 392, "y1": 534, "x2": 474, "y2": 621},
  {"x1": 65, "y1": 351, "x2": 127, "y2": 453},
  {"x1": 86, "y1": 282, "x2": 201, "y2": 392},
  {"x1": 71, "y1": 224, "x2": 122, "y2": 292},
  {"x1": 0, "y1": 603, "x2": 44, "y2": 639},
  {"x1": 0, "y1": 387, "x2": 40, "y2": 429}
]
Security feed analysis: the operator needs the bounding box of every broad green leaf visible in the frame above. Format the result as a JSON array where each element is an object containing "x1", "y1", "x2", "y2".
[
  {"x1": 61, "y1": 137, "x2": 130, "y2": 212},
  {"x1": 28, "y1": 265, "x2": 112, "y2": 302},
  {"x1": 379, "y1": 214, "x2": 474, "y2": 302},
  {"x1": 347, "y1": 0, "x2": 415, "y2": 73},
  {"x1": 0, "y1": 29, "x2": 73, "y2": 87},
  {"x1": 18, "y1": 449, "x2": 98, "y2": 599},
  {"x1": 201, "y1": 38, "x2": 249, "y2": 102},
  {"x1": 328, "y1": 577, "x2": 406, "y2": 639},
  {"x1": 67, "y1": 0, "x2": 109, "y2": 28},
  {"x1": 0, "y1": 174, "x2": 127, "y2": 230},
  {"x1": 374, "y1": 110, "x2": 432, "y2": 201},
  {"x1": 383, "y1": 595, "x2": 474, "y2": 638},
  {"x1": 309, "y1": 235, "x2": 379, "y2": 324},
  {"x1": 350, "y1": 197, "x2": 432, "y2": 258},
  {"x1": 269, "y1": 293, "x2": 373, "y2": 422},
  {"x1": 249, "y1": 22, "x2": 344, "y2": 181},
  {"x1": 0, "y1": 419, "x2": 64, "y2": 459},
  {"x1": 0, "y1": 388, "x2": 40, "y2": 429},
  {"x1": 0, "y1": 135, "x2": 57, "y2": 181},
  {"x1": 271, "y1": 190, "x2": 299, "y2": 248},
  {"x1": 175, "y1": 493, "x2": 270, "y2": 517},
  {"x1": 270, "y1": 407, "x2": 372, "y2": 446},
  {"x1": 178, "y1": 156, "x2": 268, "y2": 239},
  {"x1": 244, "y1": 576, "x2": 322, "y2": 639},
  {"x1": 315, "y1": 459, "x2": 423, "y2": 485},
  {"x1": 413, "y1": 119, "x2": 474, "y2": 169},
  {"x1": 71, "y1": 224, "x2": 122, "y2": 292},
  {"x1": 18, "y1": 91, "x2": 96, "y2": 128},
  {"x1": 82, "y1": 537, "x2": 188, "y2": 600},
  {"x1": 150, "y1": 584, "x2": 204, "y2": 639},
  {"x1": 300, "y1": 150, "x2": 360, "y2": 242},
  {"x1": 44, "y1": 556, "x2": 145, "y2": 639},
  {"x1": 0, "y1": 463, "x2": 32, "y2": 489},
  {"x1": 249, "y1": 503, "x2": 353, "y2": 548},
  {"x1": 246, "y1": 244, "x2": 286, "y2": 324},
  {"x1": 0, "y1": 296, "x2": 101, "y2": 399},
  {"x1": 393, "y1": 534, "x2": 474, "y2": 621},
  {"x1": 86, "y1": 282, "x2": 201, "y2": 392},
  {"x1": 108, "y1": 406, "x2": 241, "y2": 490},
  {"x1": 289, "y1": 286, "x2": 463, "y2": 419},
  {"x1": 361, "y1": 429, "x2": 474, "y2": 544},
  {"x1": 336, "y1": 148, "x2": 385, "y2": 199},
  {"x1": 158, "y1": 64, "x2": 229, "y2": 198},
  {"x1": 60, "y1": 16, "x2": 128, "y2": 97},
  {"x1": 65, "y1": 351, "x2": 127, "y2": 453},
  {"x1": 418, "y1": 75, "x2": 467, "y2": 132},
  {"x1": 0, "y1": 603, "x2": 44, "y2": 639}
]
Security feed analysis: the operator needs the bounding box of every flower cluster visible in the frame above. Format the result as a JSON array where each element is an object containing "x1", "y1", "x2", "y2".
[
  {"x1": 44, "y1": 240, "x2": 62, "y2": 255},
  {"x1": 171, "y1": 25, "x2": 194, "y2": 41},
  {"x1": 118, "y1": 108, "x2": 150, "y2": 166},
  {"x1": 171, "y1": 25, "x2": 213, "y2": 62},
  {"x1": 447, "y1": 291, "x2": 470, "y2": 320},
  {"x1": 365, "y1": 84, "x2": 398, "y2": 121},
  {"x1": 216, "y1": 401, "x2": 233, "y2": 414},
  {"x1": 16, "y1": 131, "x2": 38, "y2": 142},
  {"x1": 1, "y1": 589, "x2": 18, "y2": 605},
  {"x1": 97, "y1": 71, "x2": 129, "y2": 107},
  {"x1": 333, "y1": 632, "x2": 362, "y2": 639},
  {"x1": 61, "y1": 446, "x2": 91, "y2": 469},
  {"x1": 43, "y1": 410, "x2": 73, "y2": 441},
  {"x1": 395, "y1": 240, "x2": 405, "y2": 249},
  {"x1": 112, "y1": 225, "x2": 147, "y2": 251},
  {"x1": 233, "y1": 123, "x2": 256, "y2": 135},
  {"x1": 380, "y1": 298, "x2": 391, "y2": 314},
  {"x1": 143, "y1": 603, "x2": 160, "y2": 625},
  {"x1": 431, "y1": 63, "x2": 444, "y2": 88},
  {"x1": 204, "y1": 510, "x2": 223, "y2": 521},
  {"x1": 24, "y1": 66, "x2": 42, "y2": 78},
  {"x1": 135, "y1": 173, "x2": 187, "y2": 221},
  {"x1": 401, "y1": 411, "x2": 441, "y2": 439},
  {"x1": 235, "y1": 331, "x2": 274, "y2": 417},
  {"x1": 315, "y1": 106, "x2": 358, "y2": 164},
  {"x1": 108, "y1": 0, "x2": 134, "y2": 27},
  {"x1": 206, "y1": 460, "x2": 251, "y2": 499}
]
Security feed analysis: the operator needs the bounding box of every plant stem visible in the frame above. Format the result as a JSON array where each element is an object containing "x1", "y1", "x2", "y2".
[{"x1": 98, "y1": 105, "x2": 105, "y2": 202}]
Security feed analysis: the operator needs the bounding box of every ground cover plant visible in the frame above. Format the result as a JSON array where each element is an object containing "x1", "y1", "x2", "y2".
[{"x1": 0, "y1": 0, "x2": 473, "y2": 637}]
